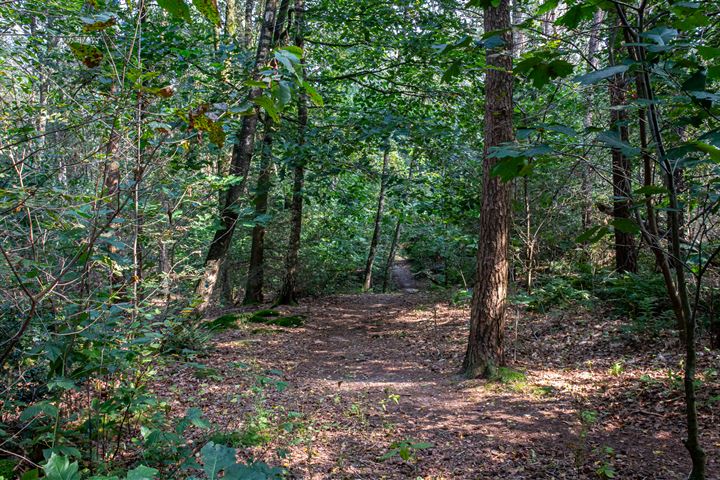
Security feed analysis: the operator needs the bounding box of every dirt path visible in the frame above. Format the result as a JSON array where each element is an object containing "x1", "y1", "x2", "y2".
[
  {"x1": 155, "y1": 293, "x2": 718, "y2": 479},
  {"x1": 390, "y1": 259, "x2": 418, "y2": 292}
]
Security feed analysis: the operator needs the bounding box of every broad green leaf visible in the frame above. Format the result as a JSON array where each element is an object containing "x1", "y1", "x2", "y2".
[
  {"x1": 125, "y1": 465, "x2": 158, "y2": 480},
  {"x1": 201, "y1": 442, "x2": 237, "y2": 480},
  {"x1": 43, "y1": 454, "x2": 80, "y2": 480},
  {"x1": 556, "y1": 3, "x2": 596, "y2": 29},
  {"x1": 20, "y1": 401, "x2": 59, "y2": 421},
  {"x1": 596, "y1": 131, "x2": 640, "y2": 156},
  {"x1": 537, "y1": 0, "x2": 560, "y2": 15},
  {"x1": 698, "y1": 46, "x2": 720, "y2": 60},
  {"x1": 634, "y1": 185, "x2": 668, "y2": 195},
  {"x1": 302, "y1": 82, "x2": 324, "y2": 106},
  {"x1": 157, "y1": 0, "x2": 192, "y2": 21},
  {"x1": 192, "y1": 0, "x2": 221, "y2": 26},
  {"x1": 68, "y1": 42, "x2": 104, "y2": 68},
  {"x1": 574, "y1": 65, "x2": 628, "y2": 84},
  {"x1": 576, "y1": 225, "x2": 610, "y2": 243},
  {"x1": 185, "y1": 407, "x2": 211, "y2": 429},
  {"x1": 694, "y1": 141, "x2": 720, "y2": 162},
  {"x1": 253, "y1": 95, "x2": 280, "y2": 123},
  {"x1": 611, "y1": 218, "x2": 641, "y2": 234}
]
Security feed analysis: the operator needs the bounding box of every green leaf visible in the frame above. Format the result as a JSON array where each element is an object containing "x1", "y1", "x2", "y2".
[
  {"x1": 48, "y1": 377, "x2": 77, "y2": 391},
  {"x1": 20, "y1": 401, "x2": 59, "y2": 421},
  {"x1": 596, "y1": 131, "x2": 640, "y2": 156},
  {"x1": 466, "y1": 0, "x2": 501, "y2": 7},
  {"x1": 611, "y1": 218, "x2": 640, "y2": 234},
  {"x1": 302, "y1": 82, "x2": 323, "y2": 107},
  {"x1": 201, "y1": 442, "x2": 237, "y2": 480},
  {"x1": 157, "y1": 0, "x2": 191, "y2": 22},
  {"x1": 694, "y1": 141, "x2": 720, "y2": 162},
  {"x1": 191, "y1": 0, "x2": 220, "y2": 26},
  {"x1": 576, "y1": 225, "x2": 610, "y2": 243},
  {"x1": 697, "y1": 46, "x2": 720, "y2": 60},
  {"x1": 185, "y1": 407, "x2": 211, "y2": 429},
  {"x1": 253, "y1": 95, "x2": 280, "y2": 123},
  {"x1": 574, "y1": 65, "x2": 628, "y2": 85},
  {"x1": 634, "y1": 185, "x2": 668, "y2": 195},
  {"x1": 20, "y1": 470, "x2": 40, "y2": 480},
  {"x1": 68, "y1": 42, "x2": 104, "y2": 68},
  {"x1": 43, "y1": 454, "x2": 80, "y2": 480},
  {"x1": 556, "y1": 3, "x2": 596, "y2": 29},
  {"x1": 537, "y1": 0, "x2": 560, "y2": 15},
  {"x1": 125, "y1": 466, "x2": 158, "y2": 480},
  {"x1": 273, "y1": 81, "x2": 292, "y2": 106}
]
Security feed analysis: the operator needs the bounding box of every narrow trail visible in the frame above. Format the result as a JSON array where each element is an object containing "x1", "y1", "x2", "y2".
[{"x1": 155, "y1": 292, "x2": 708, "y2": 479}]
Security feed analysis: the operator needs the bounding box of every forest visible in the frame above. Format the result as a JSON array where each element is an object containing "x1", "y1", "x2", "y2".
[{"x1": 1, "y1": 0, "x2": 719, "y2": 478}]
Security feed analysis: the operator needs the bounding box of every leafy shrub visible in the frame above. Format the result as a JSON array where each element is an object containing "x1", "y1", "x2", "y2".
[{"x1": 595, "y1": 272, "x2": 675, "y2": 332}]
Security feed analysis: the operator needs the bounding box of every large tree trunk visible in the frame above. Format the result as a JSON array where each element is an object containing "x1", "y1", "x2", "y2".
[
  {"x1": 276, "y1": 0, "x2": 308, "y2": 305},
  {"x1": 608, "y1": 16, "x2": 637, "y2": 273},
  {"x1": 462, "y1": 0, "x2": 513, "y2": 378},
  {"x1": 581, "y1": 9, "x2": 605, "y2": 230},
  {"x1": 608, "y1": 75, "x2": 637, "y2": 273},
  {"x1": 362, "y1": 145, "x2": 391, "y2": 291},
  {"x1": 195, "y1": 0, "x2": 278, "y2": 312},
  {"x1": 241, "y1": 0, "x2": 292, "y2": 305},
  {"x1": 243, "y1": 119, "x2": 274, "y2": 304}
]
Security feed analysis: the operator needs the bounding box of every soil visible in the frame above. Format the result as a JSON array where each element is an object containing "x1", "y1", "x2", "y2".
[{"x1": 154, "y1": 284, "x2": 720, "y2": 479}]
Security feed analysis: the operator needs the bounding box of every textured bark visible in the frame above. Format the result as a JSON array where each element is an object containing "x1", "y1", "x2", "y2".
[
  {"x1": 581, "y1": 9, "x2": 605, "y2": 230},
  {"x1": 615, "y1": 5, "x2": 705, "y2": 476},
  {"x1": 608, "y1": 72, "x2": 637, "y2": 273},
  {"x1": 244, "y1": 0, "x2": 255, "y2": 47},
  {"x1": 362, "y1": 146, "x2": 391, "y2": 291},
  {"x1": 241, "y1": 0, "x2": 292, "y2": 305},
  {"x1": 243, "y1": 119, "x2": 274, "y2": 304},
  {"x1": 195, "y1": 0, "x2": 278, "y2": 311},
  {"x1": 607, "y1": 15, "x2": 637, "y2": 273},
  {"x1": 462, "y1": 0, "x2": 513, "y2": 379},
  {"x1": 225, "y1": 0, "x2": 238, "y2": 37},
  {"x1": 276, "y1": 0, "x2": 308, "y2": 305}
]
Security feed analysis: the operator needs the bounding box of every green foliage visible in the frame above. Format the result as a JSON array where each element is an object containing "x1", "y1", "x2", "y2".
[
  {"x1": 378, "y1": 439, "x2": 433, "y2": 462},
  {"x1": 595, "y1": 273, "x2": 675, "y2": 332}
]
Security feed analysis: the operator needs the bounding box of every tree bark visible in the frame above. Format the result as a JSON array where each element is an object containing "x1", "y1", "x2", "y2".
[
  {"x1": 195, "y1": 0, "x2": 278, "y2": 312},
  {"x1": 362, "y1": 145, "x2": 391, "y2": 291},
  {"x1": 382, "y1": 151, "x2": 416, "y2": 293},
  {"x1": 276, "y1": 0, "x2": 308, "y2": 306},
  {"x1": 462, "y1": 0, "x2": 513, "y2": 378},
  {"x1": 244, "y1": 0, "x2": 255, "y2": 47},
  {"x1": 615, "y1": 5, "x2": 705, "y2": 476},
  {"x1": 608, "y1": 16, "x2": 637, "y2": 273},
  {"x1": 243, "y1": 118, "x2": 274, "y2": 304},
  {"x1": 581, "y1": 9, "x2": 605, "y2": 230}
]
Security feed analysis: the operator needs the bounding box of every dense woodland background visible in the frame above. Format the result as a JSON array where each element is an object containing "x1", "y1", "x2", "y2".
[{"x1": 1, "y1": 0, "x2": 719, "y2": 478}]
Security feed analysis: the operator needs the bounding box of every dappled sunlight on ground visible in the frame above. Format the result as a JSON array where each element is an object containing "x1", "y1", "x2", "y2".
[{"x1": 152, "y1": 293, "x2": 719, "y2": 479}]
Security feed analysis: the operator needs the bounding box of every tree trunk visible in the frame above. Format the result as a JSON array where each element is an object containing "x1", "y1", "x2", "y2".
[
  {"x1": 276, "y1": 0, "x2": 308, "y2": 305},
  {"x1": 362, "y1": 145, "x2": 391, "y2": 291},
  {"x1": 615, "y1": 5, "x2": 705, "y2": 476},
  {"x1": 382, "y1": 152, "x2": 417, "y2": 293},
  {"x1": 195, "y1": 0, "x2": 278, "y2": 312},
  {"x1": 462, "y1": 0, "x2": 513, "y2": 378},
  {"x1": 581, "y1": 9, "x2": 604, "y2": 230},
  {"x1": 244, "y1": 0, "x2": 255, "y2": 47},
  {"x1": 608, "y1": 17, "x2": 637, "y2": 273},
  {"x1": 243, "y1": 118, "x2": 274, "y2": 304}
]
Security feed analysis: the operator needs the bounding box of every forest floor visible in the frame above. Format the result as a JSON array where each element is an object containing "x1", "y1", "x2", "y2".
[{"x1": 153, "y1": 280, "x2": 720, "y2": 479}]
